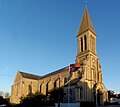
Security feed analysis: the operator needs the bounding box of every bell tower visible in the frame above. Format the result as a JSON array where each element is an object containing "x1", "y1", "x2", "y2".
[
  {"x1": 76, "y1": 8, "x2": 97, "y2": 64},
  {"x1": 75, "y1": 8, "x2": 107, "y2": 105}
]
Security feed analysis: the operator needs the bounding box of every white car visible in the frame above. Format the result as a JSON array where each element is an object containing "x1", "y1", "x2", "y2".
[{"x1": 0, "y1": 104, "x2": 7, "y2": 107}]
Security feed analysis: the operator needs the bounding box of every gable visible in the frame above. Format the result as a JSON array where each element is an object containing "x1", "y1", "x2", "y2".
[{"x1": 14, "y1": 72, "x2": 22, "y2": 83}]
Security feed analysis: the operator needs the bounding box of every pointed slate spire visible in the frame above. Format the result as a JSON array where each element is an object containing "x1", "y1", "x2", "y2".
[{"x1": 77, "y1": 8, "x2": 96, "y2": 36}]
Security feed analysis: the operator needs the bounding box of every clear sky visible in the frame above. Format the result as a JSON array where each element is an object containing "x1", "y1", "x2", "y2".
[{"x1": 0, "y1": 0, "x2": 120, "y2": 94}]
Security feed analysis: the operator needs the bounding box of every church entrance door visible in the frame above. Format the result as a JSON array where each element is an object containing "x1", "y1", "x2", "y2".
[
  {"x1": 97, "y1": 89, "x2": 104, "y2": 106},
  {"x1": 97, "y1": 89, "x2": 101, "y2": 106}
]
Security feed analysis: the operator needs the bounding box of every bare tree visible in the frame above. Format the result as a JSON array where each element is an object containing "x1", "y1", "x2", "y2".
[
  {"x1": 0, "y1": 91, "x2": 10, "y2": 98},
  {"x1": 0, "y1": 91, "x2": 4, "y2": 97},
  {"x1": 4, "y1": 92, "x2": 9, "y2": 98}
]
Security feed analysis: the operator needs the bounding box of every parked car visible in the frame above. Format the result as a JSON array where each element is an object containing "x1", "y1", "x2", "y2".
[{"x1": 0, "y1": 104, "x2": 7, "y2": 107}]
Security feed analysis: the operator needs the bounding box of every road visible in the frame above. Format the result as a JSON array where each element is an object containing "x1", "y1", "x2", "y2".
[{"x1": 100, "y1": 105, "x2": 120, "y2": 107}]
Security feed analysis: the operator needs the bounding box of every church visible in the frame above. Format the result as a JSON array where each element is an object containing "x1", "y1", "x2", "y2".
[{"x1": 10, "y1": 8, "x2": 108, "y2": 106}]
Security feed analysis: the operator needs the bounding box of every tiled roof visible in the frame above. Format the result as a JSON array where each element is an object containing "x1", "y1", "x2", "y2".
[{"x1": 77, "y1": 8, "x2": 96, "y2": 36}]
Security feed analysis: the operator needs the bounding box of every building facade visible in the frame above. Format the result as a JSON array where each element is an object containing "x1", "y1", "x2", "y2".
[{"x1": 10, "y1": 8, "x2": 108, "y2": 106}]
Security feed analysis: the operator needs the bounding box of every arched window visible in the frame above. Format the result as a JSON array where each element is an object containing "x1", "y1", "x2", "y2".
[
  {"x1": 91, "y1": 68, "x2": 96, "y2": 81},
  {"x1": 40, "y1": 84, "x2": 42, "y2": 93},
  {"x1": 54, "y1": 80, "x2": 57, "y2": 88},
  {"x1": 64, "y1": 78, "x2": 67, "y2": 85},
  {"x1": 46, "y1": 83, "x2": 49, "y2": 95},
  {"x1": 97, "y1": 72, "x2": 99, "y2": 82},
  {"x1": 93, "y1": 38, "x2": 95, "y2": 53},
  {"x1": 90, "y1": 35, "x2": 93, "y2": 51},
  {"x1": 81, "y1": 38, "x2": 83, "y2": 52},
  {"x1": 91, "y1": 69, "x2": 96, "y2": 81},
  {"x1": 91, "y1": 37, "x2": 95, "y2": 52},
  {"x1": 84, "y1": 35, "x2": 87, "y2": 50},
  {"x1": 92, "y1": 37, "x2": 94, "y2": 51},
  {"x1": 28, "y1": 85, "x2": 32, "y2": 94}
]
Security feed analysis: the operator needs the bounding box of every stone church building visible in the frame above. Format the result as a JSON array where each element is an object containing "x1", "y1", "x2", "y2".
[{"x1": 10, "y1": 8, "x2": 108, "y2": 106}]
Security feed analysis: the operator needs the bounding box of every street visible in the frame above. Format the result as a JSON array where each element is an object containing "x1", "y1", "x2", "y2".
[{"x1": 100, "y1": 105, "x2": 120, "y2": 107}]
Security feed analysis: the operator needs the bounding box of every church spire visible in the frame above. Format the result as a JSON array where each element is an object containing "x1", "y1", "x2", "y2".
[{"x1": 77, "y1": 8, "x2": 96, "y2": 36}]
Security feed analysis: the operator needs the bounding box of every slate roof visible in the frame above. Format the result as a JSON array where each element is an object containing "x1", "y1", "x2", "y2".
[
  {"x1": 40, "y1": 66, "x2": 68, "y2": 79},
  {"x1": 18, "y1": 66, "x2": 68, "y2": 80},
  {"x1": 77, "y1": 8, "x2": 96, "y2": 36},
  {"x1": 19, "y1": 71, "x2": 41, "y2": 80}
]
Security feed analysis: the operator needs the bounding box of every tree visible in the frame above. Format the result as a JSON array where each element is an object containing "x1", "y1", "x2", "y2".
[
  {"x1": 48, "y1": 87, "x2": 65, "y2": 104},
  {"x1": 0, "y1": 96, "x2": 4, "y2": 105},
  {"x1": 4, "y1": 92, "x2": 9, "y2": 98},
  {"x1": 20, "y1": 92, "x2": 46, "y2": 107},
  {"x1": 0, "y1": 91, "x2": 11, "y2": 106},
  {"x1": 0, "y1": 91, "x2": 4, "y2": 97},
  {"x1": 19, "y1": 88, "x2": 65, "y2": 107}
]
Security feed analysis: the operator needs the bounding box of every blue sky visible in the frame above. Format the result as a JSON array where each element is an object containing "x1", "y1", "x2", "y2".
[{"x1": 0, "y1": 0, "x2": 120, "y2": 93}]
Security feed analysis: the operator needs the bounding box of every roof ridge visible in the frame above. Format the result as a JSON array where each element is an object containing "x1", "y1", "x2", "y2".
[{"x1": 19, "y1": 71, "x2": 41, "y2": 80}]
